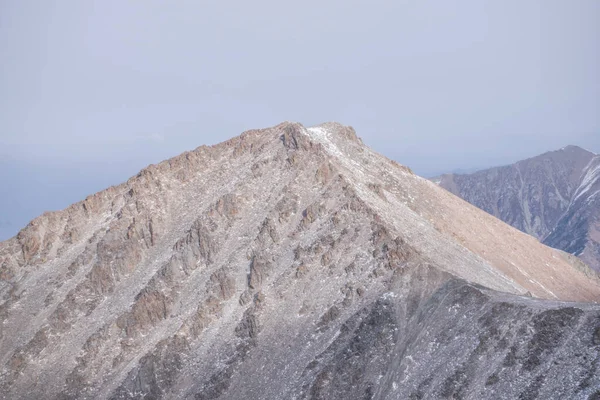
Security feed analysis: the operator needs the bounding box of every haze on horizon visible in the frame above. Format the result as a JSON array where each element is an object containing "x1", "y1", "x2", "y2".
[{"x1": 1, "y1": 0, "x2": 599, "y2": 241}]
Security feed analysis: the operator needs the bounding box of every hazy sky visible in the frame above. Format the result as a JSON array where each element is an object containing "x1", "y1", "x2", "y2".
[{"x1": 1, "y1": 1, "x2": 599, "y2": 240}]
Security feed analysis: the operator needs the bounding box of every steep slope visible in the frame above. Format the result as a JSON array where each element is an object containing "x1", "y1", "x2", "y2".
[
  {"x1": 544, "y1": 155, "x2": 600, "y2": 271},
  {"x1": 1, "y1": 122, "x2": 599, "y2": 400},
  {"x1": 437, "y1": 147, "x2": 600, "y2": 272}
]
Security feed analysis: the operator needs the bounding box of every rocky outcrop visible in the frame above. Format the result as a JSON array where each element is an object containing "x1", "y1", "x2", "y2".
[
  {"x1": 1, "y1": 122, "x2": 600, "y2": 399},
  {"x1": 437, "y1": 146, "x2": 600, "y2": 272}
]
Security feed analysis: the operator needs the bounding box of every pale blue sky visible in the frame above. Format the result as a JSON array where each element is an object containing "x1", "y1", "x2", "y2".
[{"x1": 1, "y1": 1, "x2": 599, "y2": 240}]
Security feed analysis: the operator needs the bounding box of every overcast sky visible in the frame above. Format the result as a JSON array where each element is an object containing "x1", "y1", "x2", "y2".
[{"x1": 1, "y1": 0, "x2": 599, "y2": 240}]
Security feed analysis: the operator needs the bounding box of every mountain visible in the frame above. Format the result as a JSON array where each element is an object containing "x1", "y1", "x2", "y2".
[
  {"x1": 437, "y1": 145, "x2": 600, "y2": 272},
  {"x1": 1, "y1": 122, "x2": 600, "y2": 400}
]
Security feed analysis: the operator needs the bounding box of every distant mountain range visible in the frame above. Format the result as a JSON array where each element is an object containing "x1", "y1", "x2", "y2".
[{"x1": 437, "y1": 145, "x2": 600, "y2": 272}]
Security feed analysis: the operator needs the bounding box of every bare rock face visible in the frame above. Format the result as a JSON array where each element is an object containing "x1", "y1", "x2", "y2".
[
  {"x1": 1, "y1": 122, "x2": 600, "y2": 399},
  {"x1": 437, "y1": 146, "x2": 600, "y2": 272},
  {"x1": 544, "y1": 155, "x2": 600, "y2": 272}
]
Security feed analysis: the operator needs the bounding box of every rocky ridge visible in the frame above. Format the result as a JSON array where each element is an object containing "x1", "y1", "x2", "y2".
[{"x1": 1, "y1": 122, "x2": 600, "y2": 399}]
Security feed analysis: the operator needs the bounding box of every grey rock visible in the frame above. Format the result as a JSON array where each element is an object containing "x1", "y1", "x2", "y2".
[{"x1": 0, "y1": 122, "x2": 599, "y2": 399}]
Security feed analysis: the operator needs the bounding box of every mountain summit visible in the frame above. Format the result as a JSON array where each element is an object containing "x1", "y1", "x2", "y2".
[{"x1": 2, "y1": 122, "x2": 600, "y2": 399}]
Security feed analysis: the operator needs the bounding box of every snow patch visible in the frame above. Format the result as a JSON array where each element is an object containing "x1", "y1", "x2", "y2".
[
  {"x1": 306, "y1": 126, "x2": 344, "y2": 158},
  {"x1": 572, "y1": 157, "x2": 600, "y2": 203}
]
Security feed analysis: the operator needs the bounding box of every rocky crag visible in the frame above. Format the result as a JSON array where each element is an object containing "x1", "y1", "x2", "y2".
[
  {"x1": 437, "y1": 146, "x2": 600, "y2": 272},
  {"x1": 1, "y1": 122, "x2": 600, "y2": 399}
]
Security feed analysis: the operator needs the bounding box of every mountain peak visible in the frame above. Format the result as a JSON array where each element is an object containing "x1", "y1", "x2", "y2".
[
  {"x1": 276, "y1": 121, "x2": 363, "y2": 154},
  {"x1": 519, "y1": 145, "x2": 594, "y2": 163},
  {"x1": 2, "y1": 123, "x2": 600, "y2": 399},
  {"x1": 560, "y1": 144, "x2": 585, "y2": 151},
  {"x1": 558, "y1": 144, "x2": 596, "y2": 155}
]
